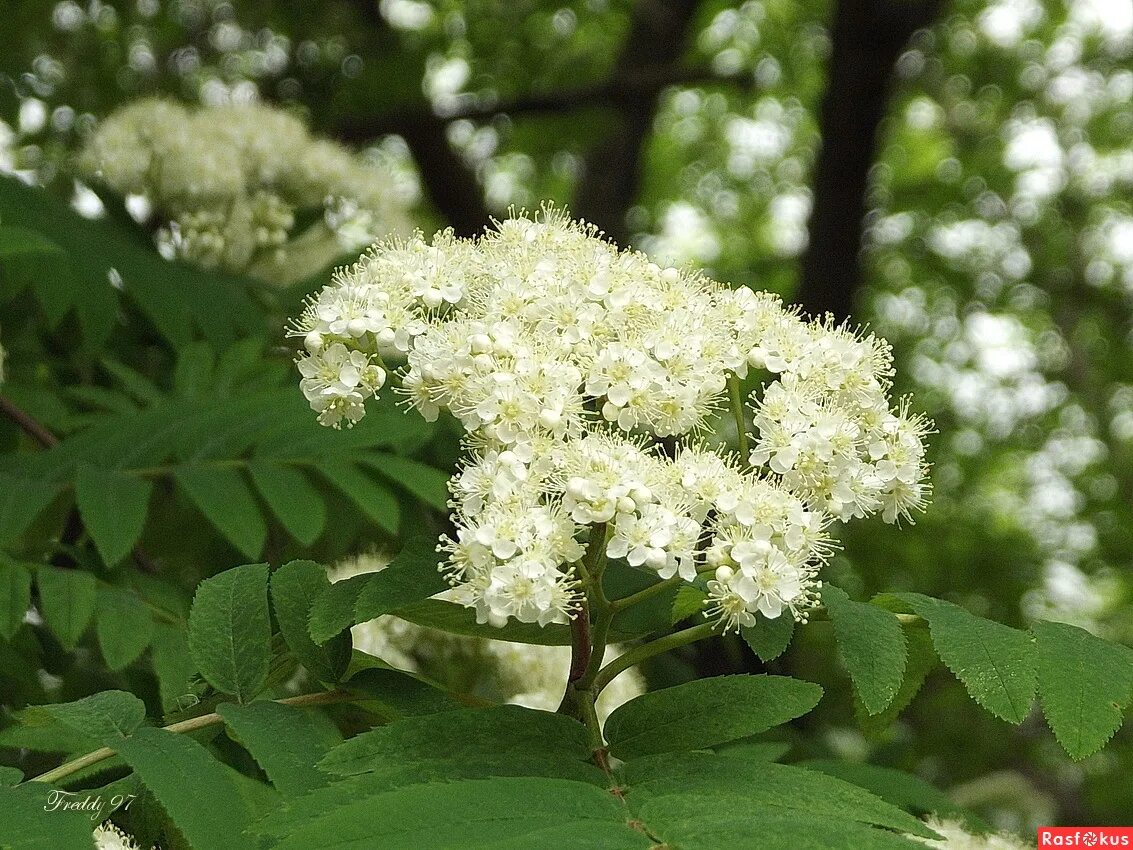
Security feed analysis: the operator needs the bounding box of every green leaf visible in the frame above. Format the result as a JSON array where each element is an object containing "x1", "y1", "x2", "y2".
[
  {"x1": 247, "y1": 460, "x2": 326, "y2": 546},
  {"x1": 856, "y1": 624, "x2": 937, "y2": 737},
  {"x1": 150, "y1": 623, "x2": 198, "y2": 713},
  {"x1": 75, "y1": 464, "x2": 152, "y2": 566},
  {"x1": 270, "y1": 560, "x2": 351, "y2": 683},
  {"x1": 633, "y1": 800, "x2": 926, "y2": 850},
  {"x1": 740, "y1": 614, "x2": 795, "y2": 662},
  {"x1": 258, "y1": 776, "x2": 639, "y2": 850},
  {"x1": 0, "y1": 176, "x2": 263, "y2": 349},
  {"x1": 0, "y1": 472, "x2": 58, "y2": 545},
  {"x1": 363, "y1": 453, "x2": 451, "y2": 511},
  {"x1": 35, "y1": 567, "x2": 98, "y2": 649},
  {"x1": 95, "y1": 585, "x2": 154, "y2": 670},
  {"x1": 623, "y1": 752, "x2": 939, "y2": 841},
  {"x1": 1032, "y1": 620, "x2": 1133, "y2": 760},
  {"x1": 352, "y1": 538, "x2": 448, "y2": 626},
  {"x1": 307, "y1": 537, "x2": 447, "y2": 644},
  {"x1": 671, "y1": 584, "x2": 707, "y2": 623},
  {"x1": 42, "y1": 689, "x2": 146, "y2": 742},
  {"x1": 824, "y1": 586, "x2": 907, "y2": 715},
  {"x1": 887, "y1": 593, "x2": 1035, "y2": 725},
  {"x1": 341, "y1": 666, "x2": 465, "y2": 720},
  {"x1": 188, "y1": 563, "x2": 272, "y2": 703},
  {"x1": 0, "y1": 781, "x2": 97, "y2": 850},
  {"x1": 394, "y1": 598, "x2": 573, "y2": 645},
  {"x1": 115, "y1": 726, "x2": 252, "y2": 850},
  {"x1": 604, "y1": 674, "x2": 823, "y2": 760},
  {"x1": 101, "y1": 358, "x2": 166, "y2": 405},
  {"x1": 318, "y1": 460, "x2": 400, "y2": 534},
  {"x1": 0, "y1": 555, "x2": 31, "y2": 639},
  {"x1": 798, "y1": 760, "x2": 979, "y2": 826},
  {"x1": 318, "y1": 705, "x2": 598, "y2": 784},
  {"x1": 217, "y1": 701, "x2": 339, "y2": 797},
  {"x1": 175, "y1": 466, "x2": 267, "y2": 559}
]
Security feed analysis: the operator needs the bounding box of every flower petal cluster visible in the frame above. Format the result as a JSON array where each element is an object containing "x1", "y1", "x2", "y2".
[
  {"x1": 289, "y1": 208, "x2": 931, "y2": 631},
  {"x1": 79, "y1": 98, "x2": 407, "y2": 280}
]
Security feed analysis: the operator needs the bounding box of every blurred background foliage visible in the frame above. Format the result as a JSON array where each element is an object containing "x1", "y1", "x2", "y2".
[{"x1": 1, "y1": 0, "x2": 1131, "y2": 832}]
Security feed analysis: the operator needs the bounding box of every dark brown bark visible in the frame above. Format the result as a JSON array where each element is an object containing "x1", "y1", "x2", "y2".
[
  {"x1": 572, "y1": 0, "x2": 703, "y2": 248},
  {"x1": 796, "y1": 0, "x2": 945, "y2": 321}
]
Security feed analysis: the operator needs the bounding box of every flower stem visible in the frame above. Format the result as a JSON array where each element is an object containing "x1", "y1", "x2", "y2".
[
  {"x1": 608, "y1": 576, "x2": 682, "y2": 614},
  {"x1": 593, "y1": 622, "x2": 718, "y2": 693},
  {"x1": 727, "y1": 374, "x2": 750, "y2": 464},
  {"x1": 30, "y1": 689, "x2": 356, "y2": 785}
]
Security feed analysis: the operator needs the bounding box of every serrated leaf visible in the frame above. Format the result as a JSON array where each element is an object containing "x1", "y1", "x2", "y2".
[
  {"x1": 115, "y1": 726, "x2": 252, "y2": 850},
  {"x1": 217, "y1": 701, "x2": 339, "y2": 797},
  {"x1": 0, "y1": 472, "x2": 58, "y2": 545},
  {"x1": 363, "y1": 453, "x2": 451, "y2": 511},
  {"x1": 175, "y1": 466, "x2": 267, "y2": 559},
  {"x1": 318, "y1": 461, "x2": 400, "y2": 534},
  {"x1": 856, "y1": 624, "x2": 936, "y2": 737},
  {"x1": 604, "y1": 674, "x2": 823, "y2": 760},
  {"x1": 259, "y1": 776, "x2": 638, "y2": 850},
  {"x1": 341, "y1": 666, "x2": 465, "y2": 720},
  {"x1": 671, "y1": 584, "x2": 707, "y2": 623},
  {"x1": 319, "y1": 705, "x2": 596, "y2": 783},
  {"x1": 352, "y1": 537, "x2": 448, "y2": 625},
  {"x1": 824, "y1": 585, "x2": 907, "y2": 715},
  {"x1": 798, "y1": 760, "x2": 978, "y2": 826},
  {"x1": 42, "y1": 690, "x2": 146, "y2": 742},
  {"x1": 624, "y1": 752, "x2": 939, "y2": 840},
  {"x1": 634, "y1": 799, "x2": 926, "y2": 850},
  {"x1": 0, "y1": 781, "x2": 97, "y2": 850},
  {"x1": 188, "y1": 563, "x2": 271, "y2": 703},
  {"x1": 150, "y1": 623, "x2": 198, "y2": 713},
  {"x1": 35, "y1": 567, "x2": 98, "y2": 649},
  {"x1": 0, "y1": 555, "x2": 31, "y2": 640},
  {"x1": 740, "y1": 614, "x2": 795, "y2": 662},
  {"x1": 96, "y1": 586, "x2": 154, "y2": 670},
  {"x1": 247, "y1": 460, "x2": 326, "y2": 546},
  {"x1": 306, "y1": 537, "x2": 447, "y2": 644},
  {"x1": 271, "y1": 560, "x2": 351, "y2": 683},
  {"x1": 1033, "y1": 620, "x2": 1133, "y2": 760},
  {"x1": 395, "y1": 598, "x2": 574, "y2": 645},
  {"x1": 888, "y1": 593, "x2": 1035, "y2": 725},
  {"x1": 75, "y1": 464, "x2": 152, "y2": 566}
]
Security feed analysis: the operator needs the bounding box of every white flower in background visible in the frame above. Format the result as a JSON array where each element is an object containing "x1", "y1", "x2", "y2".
[
  {"x1": 328, "y1": 553, "x2": 645, "y2": 722},
  {"x1": 79, "y1": 98, "x2": 408, "y2": 281},
  {"x1": 94, "y1": 823, "x2": 149, "y2": 850},
  {"x1": 291, "y1": 208, "x2": 930, "y2": 630},
  {"x1": 912, "y1": 817, "x2": 1032, "y2": 850}
]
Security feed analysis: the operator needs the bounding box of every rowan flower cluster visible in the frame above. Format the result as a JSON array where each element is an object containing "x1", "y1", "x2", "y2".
[
  {"x1": 290, "y1": 208, "x2": 931, "y2": 632},
  {"x1": 79, "y1": 99, "x2": 406, "y2": 281}
]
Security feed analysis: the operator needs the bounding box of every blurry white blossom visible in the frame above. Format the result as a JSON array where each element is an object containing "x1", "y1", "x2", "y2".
[{"x1": 79, "y1": 98, "x2": 409, "y2": 281}]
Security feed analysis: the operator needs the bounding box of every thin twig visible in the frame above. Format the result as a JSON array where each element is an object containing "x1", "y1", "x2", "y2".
[{"x1": 30, "y1": 690, "x2": 357, "y2": 785}]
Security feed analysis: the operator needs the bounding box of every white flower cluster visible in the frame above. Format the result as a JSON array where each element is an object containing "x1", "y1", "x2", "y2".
[
  {"x1": 913, "y1": 818, "x2": 1031, "y2": 850},
  {"x1": 328, "y1": 553, "x2": 645, "y2": 723},
  {"x1": 94, "y1": 823, "x2": 149, "y2": 850},
  {"x1": 291, "y1": 209, "x2": 931, "y2": 631},
  {"x1": 79, "y1": 99, "x2": 406, "y2": 280}
]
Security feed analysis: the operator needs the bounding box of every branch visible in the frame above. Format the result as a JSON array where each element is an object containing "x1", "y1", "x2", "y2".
[
  {"x1": 0, "y1": 394, "x2": 158, "y2": 574},
  {"x1": 795, "y1": 0, "x2": 946, "y2": 321},
  {"x1": 29, "y1": 690, "x2": 356, "y2": 785},
  {"x1": 572, "y1": 0, "x2": 704, "y2": 247},
  {"x1": 0, "y1": 396, "x2": 58, "y2": 448}
]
